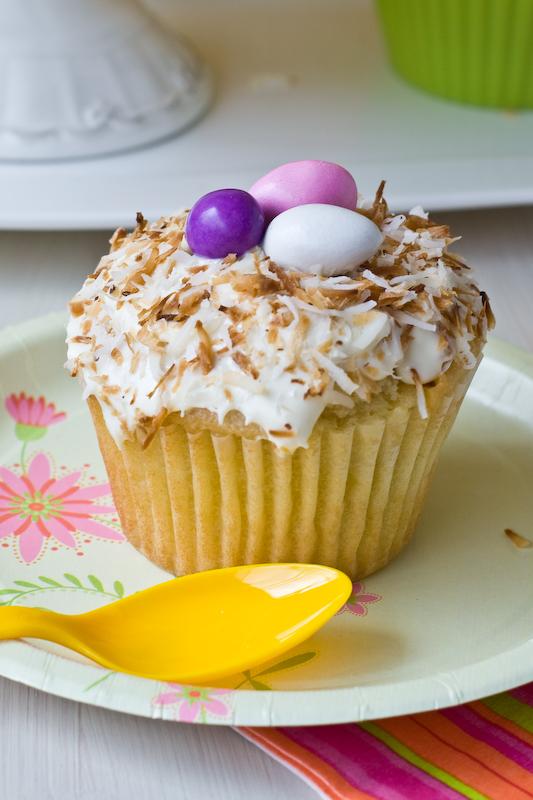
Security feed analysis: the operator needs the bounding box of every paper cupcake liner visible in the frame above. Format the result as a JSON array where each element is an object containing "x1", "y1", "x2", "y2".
[
  {"x1": 88, "y1": 358, "x2": 478, "y2": 580},
  {"x1": 376, "y1": 0, "x2": 533, "y2": 108}
]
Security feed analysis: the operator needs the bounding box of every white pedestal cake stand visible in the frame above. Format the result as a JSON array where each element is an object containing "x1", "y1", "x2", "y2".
[{"x1": 0, "y1": 0, "x2": 212, "y2": 160}]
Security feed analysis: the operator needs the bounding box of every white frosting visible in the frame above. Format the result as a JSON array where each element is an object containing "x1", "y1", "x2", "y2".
[
  {"x1": 66, "y1": 203, "x2": 491, "y2": 451},
  {"x1": 396, "y1": 327, "x2": 452, "y2": 384}
]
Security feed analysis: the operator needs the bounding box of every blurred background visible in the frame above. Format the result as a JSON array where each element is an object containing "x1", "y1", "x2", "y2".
[{"x1": 2, "y1": 0, "x2": 533, "y2": 227}]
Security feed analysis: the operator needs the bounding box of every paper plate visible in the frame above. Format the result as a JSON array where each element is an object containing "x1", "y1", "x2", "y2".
[{"x1": 0, "y1": 312, "x2": 532, "y2": 726}]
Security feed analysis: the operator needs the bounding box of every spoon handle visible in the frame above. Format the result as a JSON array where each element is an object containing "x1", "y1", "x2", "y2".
[{"x1": 0, "y1": 607, "x2": 61, "y2": 641}]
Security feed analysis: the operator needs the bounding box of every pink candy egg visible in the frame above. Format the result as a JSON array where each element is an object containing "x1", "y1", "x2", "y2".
[{"x1": 250, "y1": 160, "x2": 357, "y2": 223}]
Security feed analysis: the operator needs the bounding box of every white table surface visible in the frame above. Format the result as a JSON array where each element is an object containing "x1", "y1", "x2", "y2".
[{"x1": 0, "y1": 205, "x2": 532, "y2": 798}]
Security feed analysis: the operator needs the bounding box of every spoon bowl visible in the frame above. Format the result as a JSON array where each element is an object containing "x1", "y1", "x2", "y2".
[{"x1": 0, "y1": 564, "x2": 351, "y2": 683}]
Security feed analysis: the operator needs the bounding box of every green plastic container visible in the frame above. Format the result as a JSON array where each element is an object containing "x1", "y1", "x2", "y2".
[{"x1": 376, "y1": 0, "x2": 533, "y2": 108}]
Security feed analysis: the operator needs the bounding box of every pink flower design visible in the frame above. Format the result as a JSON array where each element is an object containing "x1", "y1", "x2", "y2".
[
  {"x1": 338, "y1": 581, "x2": 382, "y2": 617},
  {"x1": 153, "y1": 684, "x2": 232, "y2": 723},
  {"x1": 6, "y1": 392, "x2": 66, "y2": 440},
  {"x1": 0, "y1": 452, "x2": 123, "y2": 563}
]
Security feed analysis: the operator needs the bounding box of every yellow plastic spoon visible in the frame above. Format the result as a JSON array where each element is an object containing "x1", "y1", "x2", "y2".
[{"x1": 0, "y1": 564, "x2": 351, "y2": 683}]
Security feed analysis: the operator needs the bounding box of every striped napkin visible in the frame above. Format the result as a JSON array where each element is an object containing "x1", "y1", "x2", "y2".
[{"x1": 239, "y1": 683, "x2": 533, "y2": 799}]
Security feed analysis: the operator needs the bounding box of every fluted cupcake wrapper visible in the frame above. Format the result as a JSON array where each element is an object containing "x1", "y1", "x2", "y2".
[
  {"x1": 377, "y1": 0, "x2": 533, "y2": 109},
  {"x1": 88, "y1": 358, "x2": 477, "y2": 580}
]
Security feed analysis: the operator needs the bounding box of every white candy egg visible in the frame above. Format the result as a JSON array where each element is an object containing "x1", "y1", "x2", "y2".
[
  {"x1": 262, "y1": 204, "x2": 383, "y2": 277},
  {"x1": 396, "y1": 327, "x2": 450, "y2": 384}
]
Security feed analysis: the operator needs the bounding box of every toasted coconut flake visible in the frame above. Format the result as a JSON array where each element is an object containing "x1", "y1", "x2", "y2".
[
  {"x1": 147, "y1": 363, "x2": 176, "y2": 399},
  {"x1": 271, "y1": 305, "x2": 295, "y2": 328},
  {"x1": 87, "y1": 261, "x2": 107, "y2": 280},
  {"x1": 412, "y1": 370, "x2": 428, "y2": 418},
  {"x1": 165, "y1": 259, "x2": 177, "y2": 278},
  {"x1": 316, "y1": 287, "x2": 367, "y2": 311},
  {"x1": 359, "y1": 180, "x2": 388, "y2": 225},
  {"x1": 427, "y1": 225, "x2": 450, "y2": 238},
  {"x1": 304, "y1": 368, "x2": 329, "y2": 398},
  {"x1": 230, "y1": 273, "x2": 280, "y2": 297},
  {"x1": 168, "y1": 359, "x2": 188, "y2": 392},
  {"x1": 268, "y1": 262, "x2": 301, "y2": 295},
  {"x1": 480, "y1": 290, "x2": 496, "y2": 329},
  {"x1": 228, "y1": 325, "x2": 246, "y2": 346},
  {"x1": 393, "y1": 310, "x2": 437, "y2": 331},
  {"x1": 156, "y1": 291, "x2": 180, "y2": 317},
  {"x1": 141, "y1": 408, "x2": 168, "y2": 449},
  {"x1": 195, "y1": 320, "x2": 215, "y2": 374},
  {"x1": 268, "y1": 429, "x2": 295, "y2": 438},
  {"x1": 405, "y1": 214, "x2": 433, "y2": 231},
  {"x1": 351, "y1": 300, "x2": 378, "y2": 316},
  {"x1": 266, "y1": 326, "x2": 277, "y2": 344},
  {"x1": 109, "y1": 227, "x2": 127, "y2": 251},
  {"x1": 164, "y1": 230, "x2": 185, "y2": 248},
  {"x1": 135, "y1": 211, "x2": 147, "y2": 231},
  {"x1": 125, "y1": 245, "x2": 179, "y2": 295},
  {"x1": 291, "y1": 295, "x2": 345, "y2": 318},
  {"x1": 103, "y1": 384, "x2": 121, "y2": 395},
  {"x1": 219, "y1": 305, "x2": 248, "y2": 323},
  {"x1": 110, "y1": 347, "x2": 124, "y2": 365},
  {"x1": 156, "y1": 287, "x2": 210, "y2": 322},
  {"x1": 315, "y1": 352, "x2": 358, "y2": 395},
  {"x1": 232, "y1": 350, "x2": 259, "y2": 379},
  {"x1": 124, "y1": 332, "x2": 135, "y2": 352},
  {"x1": 504, "y1": 528, "x2": 532, "y2": 549},
  {"x1": 278, "y1": 294, "x2": 299, "y2": 324},
  {"x1": 389, "y1": 274, "x2": 417, "y2": 286},
  {"x1": 71, "y1": 335, "x2": 93, "y2": 345},
  {"x1": 362, "y1": 269, "x2": 390, "y2": 289},
  {"x1": 442, "y1": 252, "x2": 469, "y2": 270},
  {"x1": 142, "y1": 246, "x2": 165, "y2": 276},
  {"x1": 179, "y1": 287, "x2": 210, "y2": 318},
  {"x1": 69, "y1": 300, "x2": 86, "y2": 317},
  {"x1": 129, "y1": 351, "x2": 141, "y2": 375}
]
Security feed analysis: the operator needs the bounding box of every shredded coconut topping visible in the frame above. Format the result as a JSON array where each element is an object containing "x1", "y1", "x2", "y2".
[{"x1": 66, "y1": 189, "x2": 493, "y2": 450}]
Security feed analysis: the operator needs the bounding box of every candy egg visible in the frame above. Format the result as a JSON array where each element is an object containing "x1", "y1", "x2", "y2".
[
  {"x1": 250, "y1": 160, "x2": 357, "y2": 223},
  {"x1": 262, "y1": 204, "x2": 383, "y2": 277},
  {"x1": 186, "y1": 189, "x2": 265, "y2": 259}
]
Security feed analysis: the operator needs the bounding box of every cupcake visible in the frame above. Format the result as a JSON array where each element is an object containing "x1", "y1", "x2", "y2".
[{"x1": 66, "y1": 161, "x2": 493, "y2": 580}]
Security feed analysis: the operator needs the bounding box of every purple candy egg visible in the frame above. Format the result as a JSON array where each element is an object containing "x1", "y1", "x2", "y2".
[
  {"x1": 186, "y1": 189, "x2": 265, "y2": 259},
  {"x1": 250, "y1": 160, "x2": 357, "y2": 223}
]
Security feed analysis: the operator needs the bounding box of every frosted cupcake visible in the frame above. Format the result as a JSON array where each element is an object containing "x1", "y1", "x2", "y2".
[{"x1": 66, "y1": 161, "x2": 493, "y2": 579}]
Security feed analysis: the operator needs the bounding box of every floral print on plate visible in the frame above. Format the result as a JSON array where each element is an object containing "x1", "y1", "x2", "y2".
[{"x1": 0, "y1": 392, "x2": 124, "y2": 564}]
